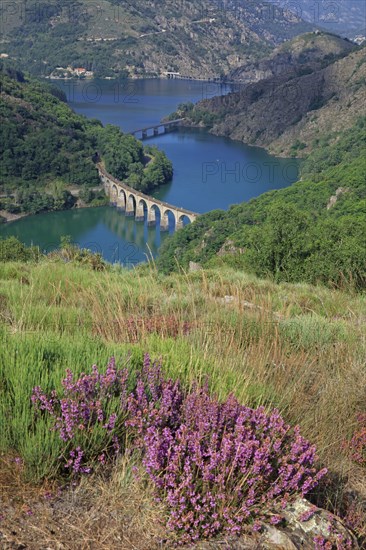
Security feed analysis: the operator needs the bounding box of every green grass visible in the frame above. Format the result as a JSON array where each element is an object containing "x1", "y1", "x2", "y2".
[
  {"x1": 278, "y1": 315, "x2": 352, "y2": 350},
  {"x1": 0, "y1": 256, "x2": 365, "y2": 547},
  {"x1": 0, "y1": 258, "x2": 365, "y2": 488}
]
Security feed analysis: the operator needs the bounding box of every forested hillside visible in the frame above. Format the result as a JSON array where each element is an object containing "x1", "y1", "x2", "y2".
[
  {"x1": 158, "y1": 116, "x2": 366, "y2": 289},
  {"x1": 0, "y1": 0, "x2": 314, "y2": 79},
  {"x1": 160, "y1": 41, "x2": 366, "y2": 290},
  {"x1": 0, "y1": 63, "x2": 172, "y2": 217}
]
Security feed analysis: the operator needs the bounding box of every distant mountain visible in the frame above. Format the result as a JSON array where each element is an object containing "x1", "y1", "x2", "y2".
[
  {"x1": 267, "y1": 0, "x2": 365, "y2": 36},
  {"x1": 180, "y1": 41, "x2": 366, "y2": 157},
  {"x1": 0, "y1": 0, "x2": 315, "y2": 79},
  {"x1": 228, "y1": 31, "x2": 356, "y2": 84}
]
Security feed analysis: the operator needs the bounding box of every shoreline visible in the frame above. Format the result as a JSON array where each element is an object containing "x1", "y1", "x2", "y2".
[
  {"x1": 178, "y1": 121, "x2": 303, "y2": 160},
  {"x1": 0, "y1": 200, "x2": 108, "y2": 226},
  {"x1": 46, "y1": 75, "x2": 226, "y2": 82},
  {"x1": 0, "y1": 210, "x2": 28, "y2": 223}
]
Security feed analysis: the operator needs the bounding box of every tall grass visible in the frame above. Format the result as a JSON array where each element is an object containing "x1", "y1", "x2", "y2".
[{"x1": 0, "y1": 260, "x2": 365, "y2": 502}]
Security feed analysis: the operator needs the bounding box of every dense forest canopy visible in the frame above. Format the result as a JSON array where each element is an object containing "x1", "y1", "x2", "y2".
[{"x1": 0, "y1": 62, "x2": 172, "y2": 216}]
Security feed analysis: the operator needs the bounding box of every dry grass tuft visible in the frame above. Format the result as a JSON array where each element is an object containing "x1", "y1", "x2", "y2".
[{"x1": 0, "y1": 456, "x2": 167, "y2": 549}]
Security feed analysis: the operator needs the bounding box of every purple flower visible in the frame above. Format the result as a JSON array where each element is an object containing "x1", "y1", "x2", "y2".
[
  {"x1": 299, "y1": 506, "x2": 318, "y2": 522},
  {"x1": 269, "y1": 515, "x2": 282, "y2": 525}
]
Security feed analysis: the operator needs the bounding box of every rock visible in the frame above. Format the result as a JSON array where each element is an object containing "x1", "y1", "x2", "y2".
[
  {"x1": 280, "y1": 497, "x2": 359, "y2": 548},
  {"x1": 262, "y1": 525, "x2": 297, "y2": 549},
  {"x1": 192, "y1": 498, "x2": 359, "y2": 549},
  {"x1": 327, "y1": 187, "x2": 349, "y2": 210},
  {"x1": 218, "y1": 240, "x2": 245, "y2": 257}
]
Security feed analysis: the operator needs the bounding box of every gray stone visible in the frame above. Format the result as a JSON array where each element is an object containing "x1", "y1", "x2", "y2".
[{"x1": 191, "y1": 498, "x2": 359, "y2": 549}]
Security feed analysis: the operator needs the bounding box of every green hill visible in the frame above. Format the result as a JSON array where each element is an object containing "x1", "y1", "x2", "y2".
[
  {"x1": 159, "y1": 43, "x2": 366, "y2": 290},
  {"x1": 158, "y1": 115, "x2": 366, "y2": 289}
]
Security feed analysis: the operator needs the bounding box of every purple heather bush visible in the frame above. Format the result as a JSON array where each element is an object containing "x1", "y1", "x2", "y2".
[
  {"x1": 32, "y1": 354, "x2": 328, "y2": 544},
  {"x1": 32, "y1": 358, "x2": 128, "y2": 473}
]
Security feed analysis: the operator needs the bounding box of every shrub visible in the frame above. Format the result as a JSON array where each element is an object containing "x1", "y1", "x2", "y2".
[
  {"x1": 32, "y1": 355, "x2": 327, "y2": 545},
  {"x1": 32, "y1": 358, "x2": 129, "y2": 474},
  {"x1": 0, "y1": 236, "x2": 40, "y2": 262},
  {"x1": 47, "y1": 237, "x2": 107, "y2": 270}
]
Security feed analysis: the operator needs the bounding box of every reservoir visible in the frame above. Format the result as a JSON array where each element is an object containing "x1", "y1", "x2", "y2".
[{"x1": 0, "y1": 78, "x2": 299, "y2": 265}]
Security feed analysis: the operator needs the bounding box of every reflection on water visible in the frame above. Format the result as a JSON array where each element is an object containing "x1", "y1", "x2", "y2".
[
  {"x1": 0, "y1": 207, "x2": 172, "y2": 266},
  {"x1": 55, "y1": 78, "x2": 232, "y2": 133}
]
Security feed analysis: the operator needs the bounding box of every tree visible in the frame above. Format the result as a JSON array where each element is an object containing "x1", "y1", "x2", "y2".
[{"x1": 245, "y1": 204, "x2": 311, "y2": 282}]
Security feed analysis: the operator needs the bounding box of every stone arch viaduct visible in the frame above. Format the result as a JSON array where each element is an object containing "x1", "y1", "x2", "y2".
[{"x1": 97, "y1": 164, "x2": 198, "y2": 231}]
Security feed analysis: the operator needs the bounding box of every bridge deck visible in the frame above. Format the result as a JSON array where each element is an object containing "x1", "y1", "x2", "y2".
[
  {"x1": 130, "y1": 119, "x2": 185, "y2": 135},
  {"x1": 97, "y1": 164, "x2": 198, "y2": 218}
]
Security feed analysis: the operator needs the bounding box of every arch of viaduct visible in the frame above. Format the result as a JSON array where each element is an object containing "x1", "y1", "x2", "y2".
[{"x1": 97, "y1": 164, "x2": 198, "y2": 231}]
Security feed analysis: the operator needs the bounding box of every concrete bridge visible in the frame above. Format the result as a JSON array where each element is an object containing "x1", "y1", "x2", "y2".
[
  {"x1": 162, "y1": 72, "x2": 227, "y2": 82},
  {"x1": 130, "y1": 119, "x2": 185, "y2": 140},
  {"x1": 163, "y1": 72, "x2": 209, "y2": 81},
  {"x1": 97, "y1": 164, "x2": 198, "y2": 231}
]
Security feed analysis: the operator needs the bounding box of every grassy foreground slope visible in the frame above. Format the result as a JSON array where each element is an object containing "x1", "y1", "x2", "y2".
[{"x1": 0, "y1": 252, "x2": 365, "y2": 546}]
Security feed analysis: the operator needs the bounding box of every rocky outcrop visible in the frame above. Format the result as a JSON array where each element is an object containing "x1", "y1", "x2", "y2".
[
  {"x1": 327, "y1": 187, "x2": 350, "y2": 209},
  {"x1": 191, "y1": 47, "x2": 366, "y2": 157},
  {"x1": 228, "y1": 32, "x2": 356, "y2": 84},
  {"x1": 193, "y1": 498, "x2": 359, "y2": 549},
  {"x1": 217, "y1": 240, "x2": 245, "y2": 256}
]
